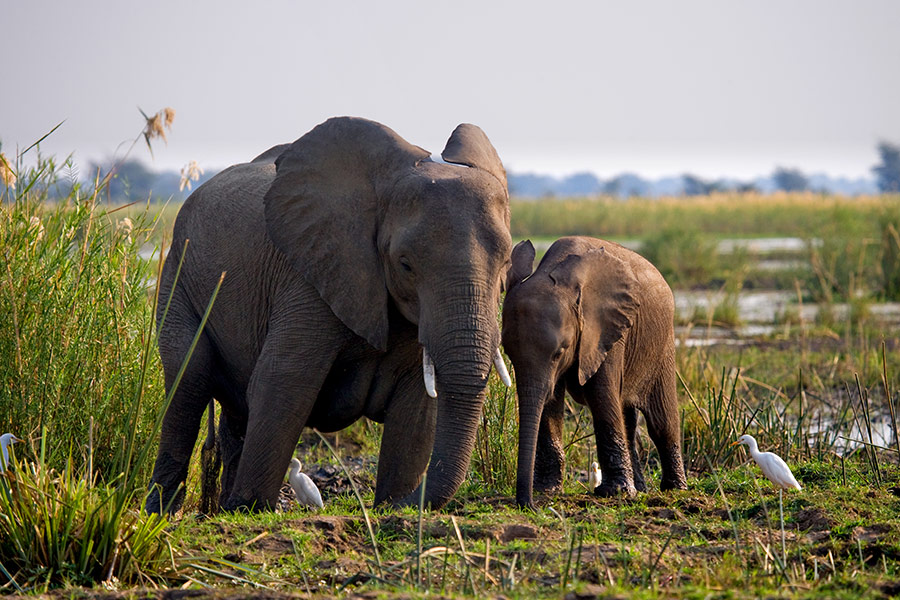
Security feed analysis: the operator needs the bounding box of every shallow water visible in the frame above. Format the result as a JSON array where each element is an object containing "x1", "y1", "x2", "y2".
[
  {"x1": 675, "y1": 289, "x2": 900, "y2": 346},
  {"x1": 532, "y1": 236, "x2": 815, "y2": 255}
]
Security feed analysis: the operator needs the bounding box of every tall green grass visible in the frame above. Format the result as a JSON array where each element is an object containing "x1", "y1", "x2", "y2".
[
  {"x1": 0, "y1": 452, "x2": 172, "y2": 590},
  {"x1": 471, "y1": 365, "x2": 519, "y2": 492},
  {"x1": 1, "y1": 156, "x2": 165, "y2": 481},
  {"x1": 0, "y1": 122, "x2": 183, "y2": 589}
]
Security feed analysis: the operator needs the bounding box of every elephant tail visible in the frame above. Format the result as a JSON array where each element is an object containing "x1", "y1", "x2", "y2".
[{"x1": 199, "y1": 399, "x2": 221, "y2": 514}]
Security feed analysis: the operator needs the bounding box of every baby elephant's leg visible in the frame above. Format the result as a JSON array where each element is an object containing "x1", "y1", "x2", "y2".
[{"x1": 534, "y1": 382, "x2": 567, "y2": 493}]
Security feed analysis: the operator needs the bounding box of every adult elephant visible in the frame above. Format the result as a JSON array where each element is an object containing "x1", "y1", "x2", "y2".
[
  {"x1": 502, "y1": 237, "x2": 687, "y2": 508},
  {"x1": 146, "y1": 117, "x2": 512, "y2": 513}
]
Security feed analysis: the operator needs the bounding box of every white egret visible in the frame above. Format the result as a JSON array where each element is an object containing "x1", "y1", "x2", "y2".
[
  {"x1": 1, "y1": 433, "x2": 23, "y2": 472},
  {"x1": 588, "y1": 461, "x2": 602, "y2": 491},
  {"x1": 731, "y1": 434, "x2": 801, "y2": 490},
  {"x1": 288, "y1": 458, "x2": 324, "y2": 509},
  {"x1": 732, "y1": 433, "x2": 800, "y2": 565}
]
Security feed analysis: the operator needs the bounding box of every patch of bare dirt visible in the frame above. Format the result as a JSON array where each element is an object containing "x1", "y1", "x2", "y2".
[
  {"x1": 377, "y1": 514, "x2": 452, "y2": 539},
  {"x1": 853, "y1": 523, "x2": 893, "y2": 542},
  {"x1": 648, "y1": 507, "x2": 677, "y2": 520},
  {"x1": 796, "y1": 506, "x2": 833, "y2": 531},
  {"x1": 497, "y1": 523, "x2": 539, "y2": 543},
  {"x1": 232, "y1": 532, "x2": 298, "y2": 565}
]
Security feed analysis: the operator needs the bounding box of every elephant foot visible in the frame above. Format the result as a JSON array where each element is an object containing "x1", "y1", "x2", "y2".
[
  {"x1": 145, "y1": 484, "x2": 184, "y2": 515},
  {"x1": 594, "y1": 481, "x2": 637, "y2": 498},
  {"x1": 534, "y1": 450, "x2": 564, "y2": 493},
  {"x1": 222, "y1": 495, "x2": 272, "y2": 512},
  {"x1": 533, "y1": 472, "x2": 563, "y2": 493},
  {"x1": 660, "y1": 477, "x2": 688, "y2": 491},
  {"x1": 632, "y1": 467, "x2": 647, "y2": 493},
  {"x1": 516, "y1": 499, "x2": 536, "y2": 511}
]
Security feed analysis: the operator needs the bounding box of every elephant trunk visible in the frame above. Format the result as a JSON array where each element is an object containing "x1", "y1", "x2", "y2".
[
  {"x1": 401, "y1": 285, "x2": 497, "y2": 509},
  {"x1": 515, "y1": 379, "x2": 550, "y2": 508}
]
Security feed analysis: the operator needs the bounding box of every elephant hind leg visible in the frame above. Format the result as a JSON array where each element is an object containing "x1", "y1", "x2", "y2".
[
  {"x1": 147, "y1": 324, "x2": 216, "y2": 514},
  {"x1": 625, "y1": 405, "x2": 647, "y2": 492},
  {"x1": 217, "y1": 402, "x2": 247, "y2": 507},
  {"x1": 643, "y1": 364, "x2": 687, "y2": 491},
  {"x1": 199, "y1": 399, "x2": 221, "y2": 515}
]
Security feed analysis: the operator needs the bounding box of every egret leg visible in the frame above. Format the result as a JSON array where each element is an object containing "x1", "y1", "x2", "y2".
[{"x1": 779, "y1": 488, "x2": 786, "y2": 566}]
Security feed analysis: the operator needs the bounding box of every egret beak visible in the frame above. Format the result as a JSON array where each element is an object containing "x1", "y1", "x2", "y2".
[
  {"x1": 730, "y1": 440, "x2": 740, "y2": 446},
  {"x1": 12, "y1": 436, "x2": 23, "y2": 444}
]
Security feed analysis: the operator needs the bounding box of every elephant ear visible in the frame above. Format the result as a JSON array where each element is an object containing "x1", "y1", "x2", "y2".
[
  {"x1": 264, "y1": 117, "x2": 430, "y2": 351},
  {"x1": 506, "y1": 239, "x2": 535, "y2": 293},
  {"x1": 551, "y1": 248, "x2": 641, "y2": 386},
  {"x1": 441, "y1": 124, "x2": 507, "y2": 190}
]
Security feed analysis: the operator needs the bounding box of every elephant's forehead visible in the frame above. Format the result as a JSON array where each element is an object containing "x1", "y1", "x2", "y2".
[
  {"x1": 508, "y1": 286, "x2": 567, "y2": 325},
  {"x1": 414, "y1": 160, "x2": 501, "y2": 189},
  {"x1": 399, "y1": 167, "x2": 508, "y2": 214}
]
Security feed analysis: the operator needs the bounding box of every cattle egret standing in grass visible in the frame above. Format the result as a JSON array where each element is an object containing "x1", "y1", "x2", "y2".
[
  {"x1": 732, "y1": 433, "x2": 799, "y2": 564},
  {"x1": 1, "y1": 433, "x2": 23, "y2": 472},
  {"x1": 588, "y1": 461, "x2": 602, "y2": 491},
  {"x1": 288, "y1": 458, "x2": 323, "y2": 509},
  {"x1": 731, "y1": 434, "x2": 801, "y2": 490}
]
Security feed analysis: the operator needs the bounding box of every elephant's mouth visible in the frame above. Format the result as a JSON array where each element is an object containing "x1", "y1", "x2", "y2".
[{"x1": 421, "y1": 345, "x2": 511, "y2": 398}]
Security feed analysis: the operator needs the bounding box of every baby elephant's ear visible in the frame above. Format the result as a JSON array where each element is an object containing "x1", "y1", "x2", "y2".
[
  {"x1": 573, "y1": 248, "x2": 641, "y2": 386},
  {"x1": 506, "y1": 240, "x2": 535, "y2": 293}
]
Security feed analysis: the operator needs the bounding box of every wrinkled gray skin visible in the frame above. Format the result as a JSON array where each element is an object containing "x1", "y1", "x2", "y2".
[
  {"x1": 502, "y1": 237, "x2": 687, "y2": 507},
  {"x1": 146, "y1": 117, "x2": 511, "y2": 513}
]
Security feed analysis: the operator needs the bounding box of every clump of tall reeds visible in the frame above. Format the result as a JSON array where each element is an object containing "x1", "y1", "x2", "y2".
[
  {"x1": 0, "y1": 111, "x2": 188, "y2": 589},
  {"x1": 0, "y1": 154, "x2": 164, "y2": 481},
  {"x1": 0, "y1": 447, "x2": 172, "y2": 590}
]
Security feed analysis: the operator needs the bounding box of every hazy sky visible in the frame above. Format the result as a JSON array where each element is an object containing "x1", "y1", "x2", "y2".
[{"x1": 2, "y1": 0, "x2": 899, "y2": 179}]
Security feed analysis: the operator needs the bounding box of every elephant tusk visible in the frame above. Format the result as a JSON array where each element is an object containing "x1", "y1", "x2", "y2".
[
  {"x1": 493, "y1": 348, "x2": 512, "y2": 387},
  {"x1": 423, "y1": 347, "x2": 438, "y2": 398}
]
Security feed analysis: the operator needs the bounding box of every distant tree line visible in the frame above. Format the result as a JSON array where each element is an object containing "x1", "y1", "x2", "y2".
[
  {"x1": 509, "y1": 141, "x2": 900, "y2": 198},
  {"x1": 30, "y1": 140, "x2": 900, "y2": 203},
  {"x1": 81, "y1": 159, "x2": 213, "y2": 203}
]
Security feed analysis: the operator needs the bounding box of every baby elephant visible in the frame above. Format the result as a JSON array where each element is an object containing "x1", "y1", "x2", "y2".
[{"x1": 502, "y1": 236, "x2": 687, "y2": 507}]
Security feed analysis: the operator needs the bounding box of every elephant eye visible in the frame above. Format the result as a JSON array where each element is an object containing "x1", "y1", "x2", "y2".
[
  {"x1": 399, "y1": 257, "x2": 413, "y2": 273},
  {"x1": 552, "y1": 349, "x2": 564, "y2": 361}
]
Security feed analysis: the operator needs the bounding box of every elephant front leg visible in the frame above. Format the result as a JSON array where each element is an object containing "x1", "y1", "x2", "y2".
[
  {"x1": 533, "y1": 382, "x2": 566, "y2": 493},
  {"x1": 223, "y1": 314, "x2": 343, "y2": 511},
  {"x1": 586, "y1": 360, "x2": 637, "y2": 498},
  {"x1": 374, "y1": 373, "x2": 437, "y2": 505}
]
